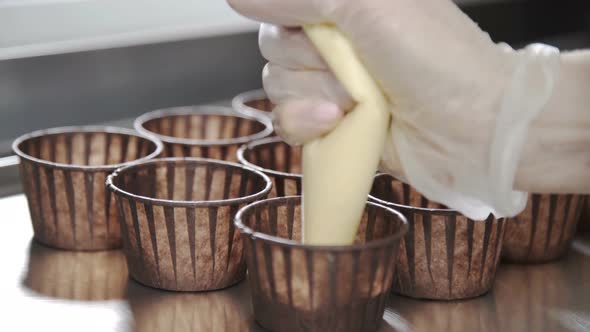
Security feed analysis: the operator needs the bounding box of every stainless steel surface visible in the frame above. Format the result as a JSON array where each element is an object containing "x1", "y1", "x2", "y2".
[
  {"x1": 2, "y1": 194, "x2": 589, "y2": 331},
  {"x1": 0, "y1": 155, "x2": 20, "y2": 196}
]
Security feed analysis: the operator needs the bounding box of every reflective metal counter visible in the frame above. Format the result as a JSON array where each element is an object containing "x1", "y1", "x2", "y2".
[{"x1": 2, "y1": 194, "x2": 589, "y2": 332}]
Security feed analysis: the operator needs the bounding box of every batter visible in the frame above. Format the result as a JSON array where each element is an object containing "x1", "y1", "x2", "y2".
[{"x1": 302, "y1": 24, "x2": 391, "y2": 245}]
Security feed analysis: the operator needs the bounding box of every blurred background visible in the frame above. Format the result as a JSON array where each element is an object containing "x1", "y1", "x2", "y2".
[{"x1": 0, "y1": 0, "x2": 589, "y2": 193}]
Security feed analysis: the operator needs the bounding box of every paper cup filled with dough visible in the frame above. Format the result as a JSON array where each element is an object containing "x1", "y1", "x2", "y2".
[
  {"x1": 127, "y1": 280, "x2": 253, "y2": 332},
  {"x1": 237, "y1": 137, "x2": 302, "y2": 198},
  {"x1": 235, "y1": 196, "x2": 408, "y2": 332},
  {"x1": 24, "y1": 241, "x2": 128, "y2": 300},
  {"x1": 13, "y1": 126, "x2": 163, "y2": 250},
  {"x1": 232, "y1": 89, "x2": 274, "y2": 120},
  {"x1": 107, "y1": 157, "x2": 271, "y2": 291},
  {"x1": 369, "y1": 174, "x2": 506, "y2": 300},
  {"x1": 134, "y1": 106, "x2": 272, "y2": 161},
  {"x1": 502, "y1": 194, "x2": 587, "y2": 263}
]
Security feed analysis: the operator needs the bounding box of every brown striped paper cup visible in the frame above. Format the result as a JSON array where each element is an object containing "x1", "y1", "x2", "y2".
[
  {"x1": 134, "y1": 106, "x2": 273, "y2": 161},
  {"x1": 24, "y1": 241, "x2": 128, "y2": 300},
  {"x1": 107, "y1": 157, "x2": 272, "y2": 291},
  {"x1": 237, "y1": 136, "x2": 302, "y2": 198},
  {"x1": 127, "y1": 280, "x2": 253, "y2": 332},
  {"x1": 369, "y1": 174, "x2": 506, "y2": 300},
  {"x1": 13, "y1": 126, "x2": 163, "y2": 251},
  {"x1": 232, "y1": 89, "x2": 274, "y2": 119},
  {"x1": 235, "y1": 196, "x2": 409, "y2": 332},
  {"x1": 577, "y1": 197, "x2": 590, "y2": 232},
  {"x1": 503, "y1": 194, "x2": 587, "y2": 263}
]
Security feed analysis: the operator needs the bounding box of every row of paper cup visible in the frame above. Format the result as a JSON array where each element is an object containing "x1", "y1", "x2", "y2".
[{"x1": 12, "y1": 89, "x2": 590, "y2": 332}]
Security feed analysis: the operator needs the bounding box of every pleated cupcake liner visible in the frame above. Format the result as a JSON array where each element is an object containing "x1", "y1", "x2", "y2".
[
  {"x1": 370, "y1": 174, "x2": 506, "y2": 300},
  {"x1": 13, "y1": 126, "x2": 163, "y2": 250},
  {"x1": 134, "y1": 105, "x2": 272, "y2": 162},
  {"x1": 107, "y1": 157, "x2": 271, "y2": 291},
  {"x1": 503, "y1": 194, "x2": 587, "y2": 263},
  {"x1": 237, "y1": 136, "x2": 302, "y2": 198},
  {"x1": 235, "y1": 196, "x2": 408, "y2": 332}
]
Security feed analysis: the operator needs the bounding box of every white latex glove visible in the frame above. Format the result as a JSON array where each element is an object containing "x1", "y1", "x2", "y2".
[{"x1": 228, "y1": 0, "x2": 590, "y2": 219}]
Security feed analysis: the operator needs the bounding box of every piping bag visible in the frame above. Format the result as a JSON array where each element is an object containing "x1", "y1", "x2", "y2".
[{"x1": 302, "y1": 24, "x2": 391, "y2": 245}]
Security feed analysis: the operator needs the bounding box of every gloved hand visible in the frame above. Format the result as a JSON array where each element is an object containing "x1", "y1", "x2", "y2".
[{"x1": 229, "y1": 0, "x2": 563, "y2": 219}]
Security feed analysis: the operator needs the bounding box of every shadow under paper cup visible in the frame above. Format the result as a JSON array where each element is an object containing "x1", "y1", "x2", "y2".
[
  {"x1": 237, "y1": 136, "x2": 302, "y2": 198},
  {"x1": 24, "y1": 241, "x2": 128, "y2": 300},
  {"x1": 235, "y1": 196, "x2": 408, "y2": 332},
  {"x1": 13, "y1": 126, "x2": 163, "y2": 251},
  {"x1": 134, "y1": 106, "x2": 272, "y2": 161},
  {"x1": 369, "y1": 174, "x2": 506, "y2": 300},
  {"x1": 232, "y1": 89, "x2": 274, "y2": 120},
  {"x1": 127, "y1": 280, "x2": 253, "y2": 332},
  {"x1": 107, "y1": 157, "x2": 271, "y2": 291},
  {"x1": 503, "y1": 194, "x2": 587, "y2": 263},
  {"x1": 492, "y1": 255, "x2": 576, "y2": 331}
]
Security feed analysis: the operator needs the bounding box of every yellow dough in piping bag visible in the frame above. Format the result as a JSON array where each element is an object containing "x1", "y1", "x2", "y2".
[{"x1": 302, "y1": 24, "x2": 391, "y2": 245}]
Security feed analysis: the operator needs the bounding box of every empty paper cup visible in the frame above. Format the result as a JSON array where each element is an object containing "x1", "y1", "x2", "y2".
[
  {"x1": 578, "y1": 198, "x2": 590, "y2": 232},
  {"x1": 503, "y1": 194, "x2": 587, "y2": 263},
  {"x1": 237, "y1": 136, "x2": 302, "y2": 198},
  {"x1": 24, "y1": 241, "x2": 128, "y2": 300},
  {"x1": 232, "y1": 89, "x2": 274, "y2": 119},
  {"x1": 134, "y1": 106, "x2": 273, "y2": 161},
  {"x1": 127, "y1": 281, "x2": 253, "y2": 332},
  {"x1": 107, "y1": 158, "x2": 271, "y2": 291},
  {"x1": 235, "y1": 196, "x2": 408, "y2": 332},
  {"x1": 369, "y1": 174, "x2": 506, "y2": 300},
  {"x1": 13, "y1": 126, "x2": 163, "y2": 250}
]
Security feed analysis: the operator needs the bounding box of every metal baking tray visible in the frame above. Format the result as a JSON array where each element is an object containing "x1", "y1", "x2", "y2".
[
  {"x1": 0, "y1": 114, "x2": 588, "y2": 331},
  {"x1": 2, "y1": 191, "x2": 589, "y2": 331}
]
